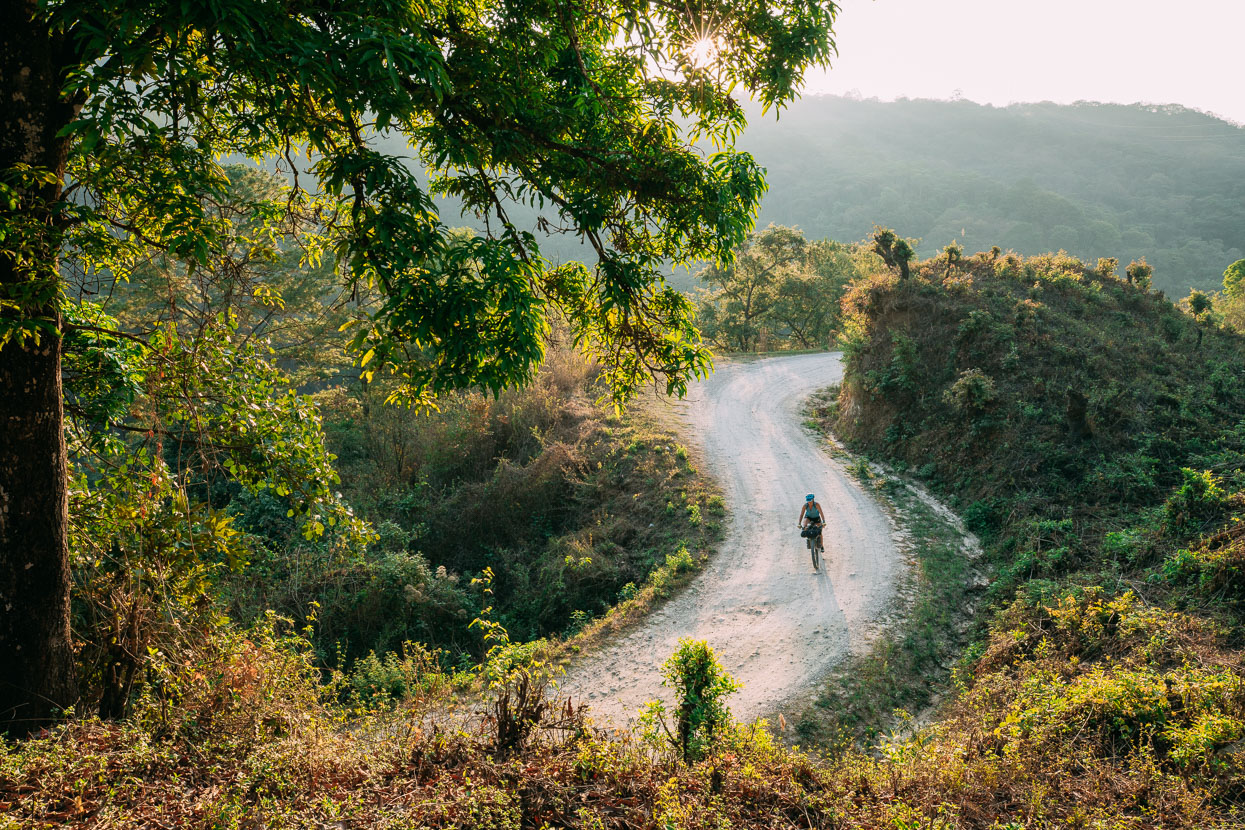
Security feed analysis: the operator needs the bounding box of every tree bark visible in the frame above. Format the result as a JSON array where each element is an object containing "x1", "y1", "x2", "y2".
[
  {"x1": 0, "y1": 1, "x2": 77, "y2": 735},
  {"x1": 1065, "y1": 389, "x2": 1093, "y2": 442}
]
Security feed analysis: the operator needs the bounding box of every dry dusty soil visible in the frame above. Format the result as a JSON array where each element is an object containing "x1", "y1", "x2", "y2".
[{"x1": 559, "y1": 352, "x2": 903, "y2": 727}]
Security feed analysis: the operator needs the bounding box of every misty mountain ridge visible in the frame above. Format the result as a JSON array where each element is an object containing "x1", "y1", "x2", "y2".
[
  {"x1": 419, "y1": 96, "x2": 1242, "y2": 297},
  {"x1": 736, "y1": 95, "x2": 1244, "y2": 295}
]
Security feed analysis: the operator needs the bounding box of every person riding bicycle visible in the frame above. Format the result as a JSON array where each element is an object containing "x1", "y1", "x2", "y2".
[{"x1": 798, "y1": 493, "x2": 825, "y2": 545}]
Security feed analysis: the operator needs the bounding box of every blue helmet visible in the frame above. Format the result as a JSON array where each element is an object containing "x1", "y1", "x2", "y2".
[{"x1": 806, "y1": 493, "x2": 815, "y2": 502}]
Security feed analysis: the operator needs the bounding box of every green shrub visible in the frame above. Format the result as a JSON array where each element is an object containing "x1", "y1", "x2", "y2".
[
  {"x1": 943, "y1": 368, "x2": 997, "y2": 413},
  {"x1": 1101, "y1": 529, "x2": 1140, "y2": 563},
  {"x1": 1162, "y1": 526, "x2": 1245, "y2": 600},
  {"x1": 642, "y1": 639, "x2": 741, "y2": 761},
  {"x1": 994, "y1": 253, "x2": 1023, "y2": 280},
  {"x1": 648, "y1": 545, "x2": 695, "y2": 597},
  {"x1": 962, "y1": 499, "x2": 1003, "y2": 539},
  {"x1": 1187, "y1": 289, "x2": 1214, "y2": 318},
  {"x1": 567, "y1": 609, "x2": 592, "y2": 634},
  {"x1": 1126, "y1": 258, "x2": 1154, "y2": 290},
  {"x1": 1165, "y1": 711, "x2": 1245, "y2": 771},
  {"x1": 1162, "y1": 469, "x2": 1230, "y2": 539},
  {"x1": 866, "y1": 331, "x2": 921, "y2": 396}
]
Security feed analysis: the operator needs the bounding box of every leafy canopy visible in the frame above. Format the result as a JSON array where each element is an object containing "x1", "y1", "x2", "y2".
[
  {"x1": 1224, "y1": 259, "x2": 1245, "y2": 300},
  {"x1": 25, "y1": 0, "x2": 838, "y2": 406},
  {"x1": 696, "y1": 224, "x2": 879, "y2": 352}
]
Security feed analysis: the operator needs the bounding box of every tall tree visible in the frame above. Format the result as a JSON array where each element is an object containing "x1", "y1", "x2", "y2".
[
  {"x1": 1221, "y1": 259, "x2": 1245, "y2": 332},
  {"x1": 769, "y1": 239, "x2": 874, "y2": 348},
  {"x1": 1224, "y1": 259, "x2": 1245, "y2": 300},
  {"x1": 697, "y1": 224, "x2": 808, "y2": 351},
  {"x1": 1, "y1": 0, "x2": 79, "y2": 735},
  {"x1": 0, "y1": 1, "x2": 838, "y2": 731}
]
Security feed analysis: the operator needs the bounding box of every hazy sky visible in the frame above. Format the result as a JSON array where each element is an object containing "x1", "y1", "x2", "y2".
[{"x1": 802, "y1": 0, "x2": 1245, "y2": 123}]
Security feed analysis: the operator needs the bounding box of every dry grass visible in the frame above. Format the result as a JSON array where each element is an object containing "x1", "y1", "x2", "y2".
[
  {"x1": 232, "y1": 344, "x2": 724, "y2": 663},
  {"x1": 4, "y1": 663, "x2": 1240, "y2": 829},
  {"x1": 2, "y1": 584, "x2": 1241, "y2": 828}
]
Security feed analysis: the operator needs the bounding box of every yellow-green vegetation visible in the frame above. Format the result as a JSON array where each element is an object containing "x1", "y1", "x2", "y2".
[
  {"x1": 824, "y1": 247, "x2": 1245, "y2": 823},
  {"x1": 225, "y1": 345, "x2": 722, "y2": 678},
  {"x1": 8, "y1": 247, "x2": 1245, "y2": 828},
  {"x1": 641, "y1": 639, "x2": 742, "y2": 762},
  {"x1": 1218, "y1": 259, "x2": 1245, "y2": 333},
  {"x1": 4, "y1": 604, "x2": 1240, "y2": 828}
]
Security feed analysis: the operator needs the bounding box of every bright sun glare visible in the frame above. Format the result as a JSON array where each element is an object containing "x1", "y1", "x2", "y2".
[{"x1": 688, "y1": 36, "x2": 718, "y2": 70}]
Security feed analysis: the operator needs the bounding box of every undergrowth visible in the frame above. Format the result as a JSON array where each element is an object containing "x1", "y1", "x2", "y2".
[
  {"x1": 225, "y1": 346, "x2": 722, "y2": 673},
  {"x1": 3, "y1": 604, "x2": 1240, "y2": 828},
  {"x1": 8, "y1": 250, "x2": 1245, "y2": 828},
  {"x1": 823, "y1": 248, "x2": 1245, "y2": 822}
]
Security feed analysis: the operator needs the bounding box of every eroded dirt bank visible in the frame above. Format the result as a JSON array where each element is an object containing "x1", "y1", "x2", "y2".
[{"x1": 560, "y1": 352, "x2": 903, "y2": 726}]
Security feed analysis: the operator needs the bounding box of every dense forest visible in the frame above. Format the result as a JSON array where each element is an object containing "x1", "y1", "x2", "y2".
[
  {"x1": 453, "y1": 96, "x2": 1244, "y2": 298},
  {"x1": 739, "y1": 96, "x2": 1245, "y2": 297},
  {"x1": 12, "y1": 243, "x2": 1245, "y2": 828}
]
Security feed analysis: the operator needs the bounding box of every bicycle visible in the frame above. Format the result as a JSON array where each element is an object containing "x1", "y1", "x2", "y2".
[{"x1": 800, "y1": 523, "x2": 824, "y2": 571}]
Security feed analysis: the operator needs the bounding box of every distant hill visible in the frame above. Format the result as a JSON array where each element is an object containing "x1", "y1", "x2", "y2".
[
  {"x1": 737, "y1": 96, "x2": 1245, "y2": 296},
  {"x1": 386, "y1": 96, "x2": 1243, "y2": 297}
]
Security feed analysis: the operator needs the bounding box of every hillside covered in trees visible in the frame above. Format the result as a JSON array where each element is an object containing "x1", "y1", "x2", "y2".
[
  {"x1": 8, "y1": 245, "x2": 1245, "y2": 828},
  {"x1": 424, "y1": 97, "x2": 1244, "y2": 301},
  {"x1": 807, "y1": 248, "x2": 1245, "y2": 821},
  {"x1": 6, "y1": 0, "x2": 1245, "y2": 826},
  {"x1": 734, "y1": 96, "x2": 1245, "y2": 297}
]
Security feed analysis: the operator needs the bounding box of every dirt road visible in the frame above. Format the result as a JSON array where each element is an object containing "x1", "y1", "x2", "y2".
[{"x1": 560, "y1": 352, "x2": 903, "y2": 726}]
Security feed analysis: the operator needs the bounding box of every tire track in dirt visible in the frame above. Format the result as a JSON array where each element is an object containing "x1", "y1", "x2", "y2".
[{"x1": 559, "y1": 352, "x2": 903, "y2": 726}]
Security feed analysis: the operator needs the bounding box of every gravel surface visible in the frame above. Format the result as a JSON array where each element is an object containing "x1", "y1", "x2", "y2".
[{"x1": 559, "y1": 352, "x2": 903, "y2": 727}]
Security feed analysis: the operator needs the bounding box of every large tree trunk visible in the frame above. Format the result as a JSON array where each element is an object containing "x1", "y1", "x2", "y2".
[{"x1": 0, "y1": 1, "x2": 77, "y2": 735}]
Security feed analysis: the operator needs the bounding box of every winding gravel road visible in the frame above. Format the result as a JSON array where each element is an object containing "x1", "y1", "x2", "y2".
[{"x1": 560, "y1": 352, "x2": 903, "y2": 726}]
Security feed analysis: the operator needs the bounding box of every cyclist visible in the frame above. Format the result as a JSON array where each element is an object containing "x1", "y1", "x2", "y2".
[{"x1": 798, "y1": 493, "x2": 825, "y2": 547}]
